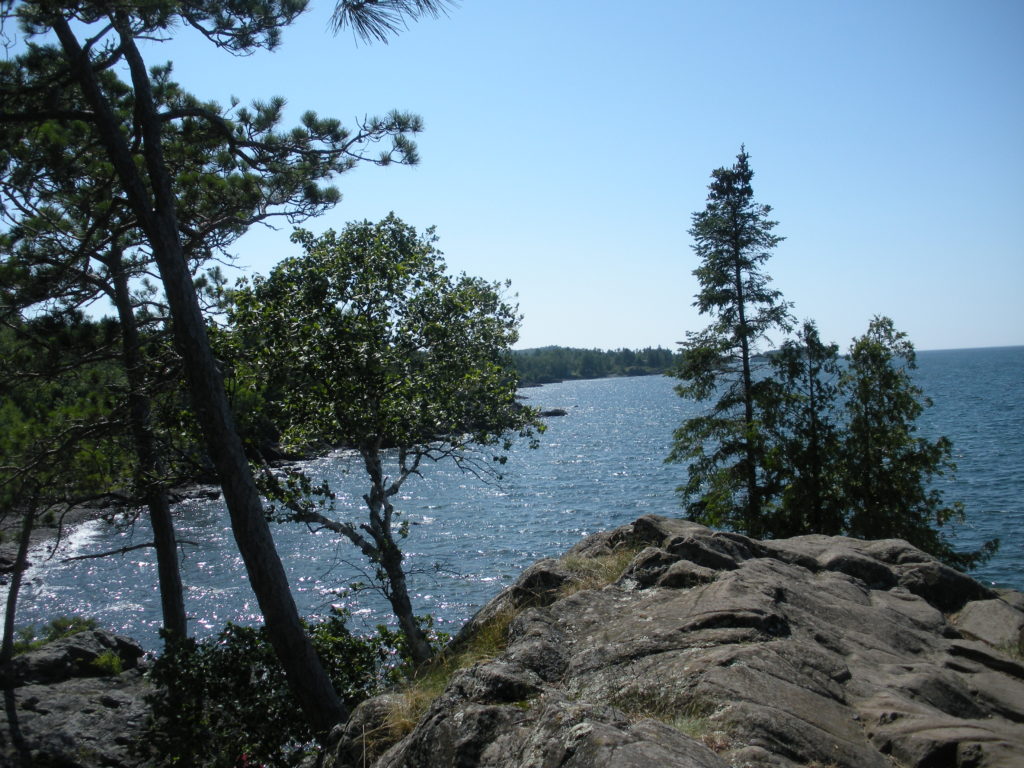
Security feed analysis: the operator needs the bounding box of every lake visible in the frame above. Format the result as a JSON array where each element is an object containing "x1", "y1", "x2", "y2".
[{"x1": 7, "y1": 346, "x2": 1022, "y2": 649}]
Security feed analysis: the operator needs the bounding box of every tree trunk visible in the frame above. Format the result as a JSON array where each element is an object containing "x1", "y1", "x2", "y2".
[
  {"x1": 109, "y1": 253, "x2": 189, "y2": 643},
  {"x1": 0, "y1": 502, "x2": 36, "y2": 666},
  {"x1": 378, "y1": 531, "x2": 434, "y2": 667},
  {"x1": 361, "y1": 449, "x2": 434, "y2": 667},
  {"x1": 733, "y1": 257, "x2": 761, "y2": 535},
  {"x1": 52, "y1": 16, "x2": 346, "y2": 735}
]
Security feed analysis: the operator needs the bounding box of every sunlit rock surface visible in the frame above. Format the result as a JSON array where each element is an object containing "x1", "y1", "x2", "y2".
[{"x1": 327, "y1": 514, "x2": 1024, "y2": 768}]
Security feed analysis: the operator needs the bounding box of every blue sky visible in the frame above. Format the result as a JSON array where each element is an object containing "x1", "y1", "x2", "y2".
[{"x1": 142, "y1": 0, "x2": 1023, "y2": 352}]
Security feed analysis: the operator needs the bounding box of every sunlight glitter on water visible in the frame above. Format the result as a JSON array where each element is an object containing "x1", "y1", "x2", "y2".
[{"x1": 6, "y1": 349, "x2": 1022, "y2": 648}]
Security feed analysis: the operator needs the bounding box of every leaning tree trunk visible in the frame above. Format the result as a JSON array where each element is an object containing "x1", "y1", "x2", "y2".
[
  {"x1": 378, "y1": 534, "x2": 434, "y2": 667},
  {"x1": 53, "y1": 16, "x2": 346, "y2": 734},
  {"x1": 361, "y1": 450, "x2": 434, "y2": 667}
]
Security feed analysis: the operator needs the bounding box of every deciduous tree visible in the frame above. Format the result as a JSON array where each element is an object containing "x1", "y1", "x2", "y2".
[{"x1": 229, "y1": 215, "x2": 540, "y2": 666}]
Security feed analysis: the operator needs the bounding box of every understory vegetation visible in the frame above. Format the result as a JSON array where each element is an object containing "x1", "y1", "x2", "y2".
[{"x1": 140, "y1": 612, "x2": 415, "y2": 768}]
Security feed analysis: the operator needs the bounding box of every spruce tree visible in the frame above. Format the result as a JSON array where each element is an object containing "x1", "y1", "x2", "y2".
[{"x1": 667, "y1": 148, "x2": 793, "y2": 537}]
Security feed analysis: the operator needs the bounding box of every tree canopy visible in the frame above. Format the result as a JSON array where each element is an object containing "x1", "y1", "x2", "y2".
[
  {"x1": 668, "y1": 151, "x2": 993, "y2": 569},
  {"x1": 1, "y1": 0, "x2": 436, "y2": 734},
  {"x1": 229, "y1": 214, "x2": 541, "y2": 665},
  {"x1": 837, "y1": 317, "x2": 994, "y2": 568}
]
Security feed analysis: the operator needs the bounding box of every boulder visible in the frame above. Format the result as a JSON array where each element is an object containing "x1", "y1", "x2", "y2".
[
  {"x1": 2, "y1": 629, "x2": 144, "y2": 687},
  {"x1": 955, "y1": 598, "x2": 1024, "y2": 650},
  {"x1": 0, "y1": 631, "x2": 150, "y2": 768},
  {"x1": 328, "y1": 515, "x2": 1024, "y2": 768}
]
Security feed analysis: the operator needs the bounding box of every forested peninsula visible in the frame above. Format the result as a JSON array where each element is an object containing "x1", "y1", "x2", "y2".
[{"x1": 513, "y1": 346, "x2": 679, "y2": 386}]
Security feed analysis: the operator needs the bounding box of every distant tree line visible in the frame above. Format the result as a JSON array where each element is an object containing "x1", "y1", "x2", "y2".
[{"x1": 513, "y1": 346, "x2": 678, "y2": 386}]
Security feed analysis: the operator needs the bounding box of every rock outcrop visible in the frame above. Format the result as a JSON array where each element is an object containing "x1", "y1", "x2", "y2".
[
  {"x1": 325, "y1": 514, "x2": 1024, "y2": 768},
  {"x1": 0, "y1": 629, "x2": 150, "y2": 768}
]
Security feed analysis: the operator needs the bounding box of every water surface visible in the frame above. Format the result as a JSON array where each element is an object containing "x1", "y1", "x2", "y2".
[{"x1": 7, "y1": 346, "x2": 1021, "y2": 648}]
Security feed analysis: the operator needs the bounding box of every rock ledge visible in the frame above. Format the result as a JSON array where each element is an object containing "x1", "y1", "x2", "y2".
[{"x1": 326, "y1": 515, "x2": 1024, "y2": 768}]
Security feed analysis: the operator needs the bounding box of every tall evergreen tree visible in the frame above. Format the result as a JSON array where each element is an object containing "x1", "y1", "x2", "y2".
[
  {"x1": 667, "y1": 147, "x2": 793, "y2": 537},
  {"x1": 1, "y1": 0, "x2": 436, "y2": 734}
]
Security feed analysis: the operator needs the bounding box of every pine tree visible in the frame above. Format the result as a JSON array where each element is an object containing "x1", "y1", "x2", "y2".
[
  {"x1": 1, "y1": 0, "x2": 438, "y2": 735},
  {"x1": 667, "y1": 148, "x2": 793, "y2": 537}
]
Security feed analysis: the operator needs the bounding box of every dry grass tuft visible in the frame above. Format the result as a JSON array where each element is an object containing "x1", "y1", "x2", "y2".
[
  {"x1": 559, "y1": 546, "x2": 642, "y2": 595},
  {"x1": 607, "y1": 686, "x2": 731, "y2": 753},
  {"x1": 372, "y1": 606, "x2": 521, "y2": 753}
]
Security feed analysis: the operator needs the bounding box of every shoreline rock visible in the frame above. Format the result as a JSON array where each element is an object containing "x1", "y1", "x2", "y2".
[
  {"x1": 325, "y1": 514, "x2": 1024, "y2": 768},
  {"x1": 4, "y1": 515, "x2": 1023, "y2": 767},
  {"x1": 0, "y1": 630, "x2": 150, "y2": 768}
]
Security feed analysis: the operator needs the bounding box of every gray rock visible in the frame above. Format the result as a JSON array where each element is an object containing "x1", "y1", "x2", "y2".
[
  {"x1": 337, "y1": 515, "x2": 1024, "y2": 768},
  {"x1": 2, "y1": 629, "x2": 144, "y2": 686},
  {"x1": 956, "y1": 598, "x2": 1024, "y2": 650},
  {"x1": 0, "y1": 632, "x2": 150, "y2": 768}
]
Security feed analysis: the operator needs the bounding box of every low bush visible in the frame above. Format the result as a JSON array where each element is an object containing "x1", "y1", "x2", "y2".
[
  {"x1": 140, "y1": 610, "x2": 405, "y2": 768},
  {"x1": 90, "y1": 649, "x2": 123, "y2": 676}
]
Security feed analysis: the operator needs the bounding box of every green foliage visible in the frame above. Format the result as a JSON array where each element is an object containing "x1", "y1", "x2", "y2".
[
  {"x1": 13, "y1": 615, "x2": 98, "y2": 655},
  {"x1": 761, "y1": 320, "x2": 845, "y2": 537},
  {"x1": 672, "y1": 311, "x2": 996, "y2": 567},
  {"x1": 669, "y1": 152, "x2": 991, "y2": 568},
  {"x1": 227, "y1": 214, "x2": 541, "y2": 665},
  {"x1": 229, "y1": 214, "x2": 535, "y2": 455},
  {"x1": 513, "y1": 346, "x2": 678, "y2": 386},
  {"x1": 142, "y1": 612, "x2": 401, "y2": 768},
  {"x1": 668, "y1": 147, "x2": 793, "y2": 537},
  {"x1": 0, "y1": 317, "x2": 133, "y2": 515},
  {"x1": 837, "y1": 316, "x2": 996, "y2": 568},
  {"x1": 90, "y1": 649, "x2": 123, "y2": 676}
]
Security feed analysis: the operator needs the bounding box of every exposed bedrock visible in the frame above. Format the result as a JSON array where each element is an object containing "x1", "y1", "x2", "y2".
[{"x1": 326, "y1": 514, "x2": 1024, "y2": 768}]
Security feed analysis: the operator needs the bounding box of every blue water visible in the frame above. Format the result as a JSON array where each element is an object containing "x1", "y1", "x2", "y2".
[{"x1": 6, "y1": 346, "x2": 1021, "y2": 649}]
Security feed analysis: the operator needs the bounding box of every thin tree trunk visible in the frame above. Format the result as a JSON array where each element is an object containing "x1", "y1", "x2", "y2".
[
  {"x1": 734, "y1": 257, "x2": 760, "y2": 534},
  {"x1": 362, "y1": 449, "x2": 433, "y2": 666},
  {"x1": 378, "y1": 521, "x2": 433, "y2": 667},
  {"x1": 0, "y1": 503, "x2": 36, "y2": 665},
  {"x1": 53, "y1": 16, "x2": 346, "y2": 734},
  {"x1": 109, "y1": 253, "x2": 188, "y2": 643}
]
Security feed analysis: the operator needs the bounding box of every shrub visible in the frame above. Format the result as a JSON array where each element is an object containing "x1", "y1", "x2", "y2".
[
  {"x1": 140, "y1": 610, "x2": 403, "y2": 768},
  {"x1": 90, "y1": 649, "x2": 123, "y2": 676}
]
